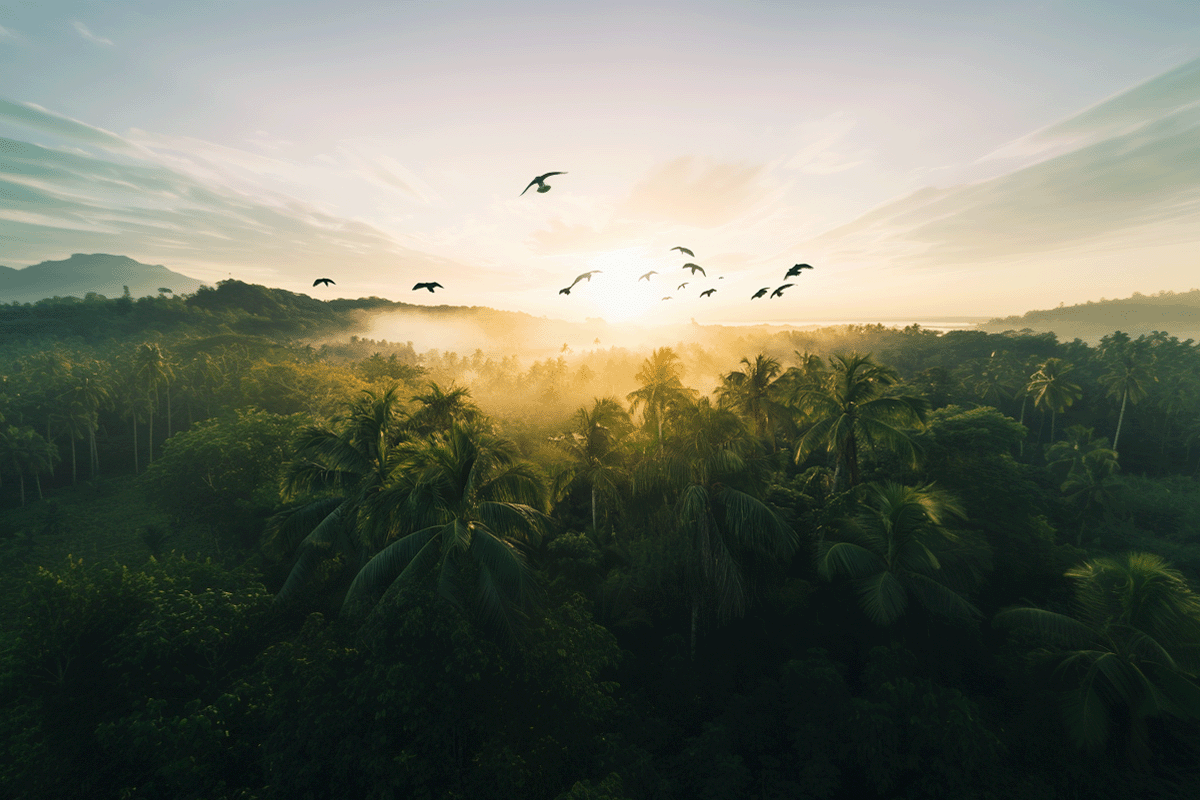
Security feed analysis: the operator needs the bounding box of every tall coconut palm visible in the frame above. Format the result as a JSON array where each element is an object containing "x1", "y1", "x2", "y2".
[
  {"x1": 715, "y1": 353, "x2": 786, "y2": 448},
  {"x1": 0, "y1": 425, "x2": 59, "y2": 505},
  {"x1": 1026, "y1": 358, "x2": 1082, "y2": 445},
  {"x1": 407, "y1": 381, "x2": 480, "y2": 434},
  {"x1": 790, "y1": 353, "x2": 927, "y2": 491},
  {"x1": 344, "y1": 422, "x2": 548, "y2": 642},
  {"x1": 268, "y1": 385, "x2": 410, "y2": 603},
  {"x1": 134, "y1": 343, "x2": 173, "y2": 465},
  {"x1": 627, "y1": 347, "x2": 696, "y2": 447},
  {"x1": 551, "y1": 397, "x2": 633, "y2": 532},
  {"x1": 995, "y1": 553, "x2": 1200, "y2": 763},
  {"x1": 639, "y1": 398, "x2": 796, "y2": 658},
  {"x1": 817, "y1": 482, "x2": 981, "y2": 626},
  {"x1": 1098, "y1": 346, "x2": 1155, "y2": 453}
]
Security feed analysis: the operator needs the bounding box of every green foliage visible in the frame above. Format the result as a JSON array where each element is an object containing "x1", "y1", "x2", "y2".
[{"x1": 142, "y1": 408, "x2": 303, "y2": 544}]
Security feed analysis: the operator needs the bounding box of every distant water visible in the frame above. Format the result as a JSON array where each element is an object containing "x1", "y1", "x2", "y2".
[{"x1": 713, "y1": 319, "x2": 989, "y2": 334}]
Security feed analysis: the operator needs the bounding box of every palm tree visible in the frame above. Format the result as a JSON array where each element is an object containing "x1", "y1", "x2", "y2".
[
  {"x1": 627, "y1": 347, "x2": 696, "y2": 447},
  {"x1": 268, "y1": 385, "x2": 410, "y2": 603},
  {"x1": 817, "y1": 482, "x2": 981, "y2": 626},
  {"x1": 1098, "y1": 344, "x2": 1155, "y2": 453},
  {"x1": 995, "y1": 553, "x2": 1200, "y2": 763},
  {"x1": 0, "y1": 425, "x2": 59, "y2": 505},
  {"x1": 639, "y1": 398, "x2": 796, "y2": 658},
  {"x1": 1026, "y1": 358, "x2": 1082, "y2": 445},
  {"x1": 344, "y1": 422, "x2": 548, "y2": 642},
  {"x1": 715, "y1": 353, "x2": 786, "y2": 448},
  {"x1": 790, "y1": 353, "x2": 927, "y2": 491},
  {"x1": 551, "y1": 397, "x2": 632, "y2": 532},
  {"x1": 408, "y1": 382, "x2": 480, "y2": 434},
  {"x1": 134, "y1": 342, "x2": 173, "y2": 465}
]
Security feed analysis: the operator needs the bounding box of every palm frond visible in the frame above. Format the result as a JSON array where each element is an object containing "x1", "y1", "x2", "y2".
[
  {"x1": 341, "y1": 525, "x2": 442, "y2": 617},
  {"x1": 994, "y1": 607, "x2": 1098, "y2": 648},
  {"x1": 903, "y1": 572, "x2": 980, "y2": 620},
  {"x1": 1061, "y1": 660, "x2": 1113, "y2": 752},
  {"x1": 715, "y1": 486, "x2": 797, "y2": 558},
  {"x1": 477, "y1": 500, "x2": 546, "y2": 544},
  {"x1": 853, "y1": 570, "x2": 908, "y2": 626},
  {"x1": 818, "y1": 541, "x2": 886, "y2": 581},
  {"x1": 263, "y1": 496, "x2": 344, "y2": 559}
]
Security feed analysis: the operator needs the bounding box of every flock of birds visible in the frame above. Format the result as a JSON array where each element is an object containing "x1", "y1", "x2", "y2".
[{"x1": 311, "y1": 171, "x2": 816, "y2": 301}]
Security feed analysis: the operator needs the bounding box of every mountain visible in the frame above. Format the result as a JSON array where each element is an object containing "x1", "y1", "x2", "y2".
[
  {"x1": 0, "y1": 254, "x2": 206, "y2": 304},
  {"x1": 977, "y1": 290, "x2": 1200, "y2": 343}
]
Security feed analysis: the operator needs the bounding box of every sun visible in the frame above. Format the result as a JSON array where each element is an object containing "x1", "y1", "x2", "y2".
[{"x1": 574, "y1": 248, "x2": 666, "y2": 323}]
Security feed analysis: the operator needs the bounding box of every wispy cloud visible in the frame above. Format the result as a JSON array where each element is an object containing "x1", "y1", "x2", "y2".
[
  {"x1": 811, "y1": 56, "x2": 1200, "y2": 269},
  {"x1": 618, "y1": 156, "x2": 777, "y2": 228},
  {"x1": 0, "y1": 25, "x2": 18, "y2": 41},
  {"x1": 71, "y1": 20, "x2": 113, "y2": 47},
  {"x1": 0, "y1": 98, "x2": 468, "y2": 287}
]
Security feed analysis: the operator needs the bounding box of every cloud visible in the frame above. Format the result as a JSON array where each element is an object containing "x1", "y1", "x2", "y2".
[
  {"x1": 782, "y1": 113, "x2": 869, "y2": 175},
  {"x1": 618, "y1": 156, "x2": 776, "y2": 228},
  {"x1": 0, "y1": 25, "x2": 17, "y2": 40},
  {"x1": 71, "y1": 19, "x2": 113, "y2": 47},
  {"x1": 812, "y1": 57, "x2": 1200, "y2": 268},
  {"x1": 0, "y1": 104, "x2": 470, "y2": 286},
  {"x1": 0, "y1": 98, "x2": 136, "y2": 151}
]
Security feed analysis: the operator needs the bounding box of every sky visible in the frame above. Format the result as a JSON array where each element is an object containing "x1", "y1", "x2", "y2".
[{"x1": 2, "y1": 0, "x2": 1199, "y2": 326}]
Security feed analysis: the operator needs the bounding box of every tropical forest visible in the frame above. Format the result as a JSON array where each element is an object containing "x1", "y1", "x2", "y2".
[{"x1": 3, "y1": 280, "x2": 1200, "y2": 800}]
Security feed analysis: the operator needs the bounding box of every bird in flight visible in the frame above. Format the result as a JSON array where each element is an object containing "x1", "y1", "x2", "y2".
[
  {"x1": 771, "y1": 284, "x2": 794, "y2": 298},
  {"x1": 639, "y1": 270, "x2": 657, "y2": 281},
  {"x1": 662, "y1": 296, "x2": 672, "y2": 301},
  {"x1": 312, "y1": 278, "x2": 335, "y2": 287},
  {"x1": 677, "y1": 282, "x2": 689, "y2": 290},
  {"x1": 751, "y1": 287, "x2": 769, "y2": 299},
  {"x1": 671, "y1": 246, "x2": 695, "y2": 257},
  {"x1": 786, "y1": 263, "x2": 814, "y2": 278},
  {"x1": 560, "y1": 270, "x2": 601, "y2": 294},
  {"x1": 412, "y1": 282, "x2": 443, "y2": 292},
  {"x1": 700, "y1": 289, "x2": 716, "y2": 298},
  {"x1": 682, "y1": 263, "x2": 706, "y2": 276},
  {"x1": 521, "y1": 171, "x2": 567, "y2": 195}
]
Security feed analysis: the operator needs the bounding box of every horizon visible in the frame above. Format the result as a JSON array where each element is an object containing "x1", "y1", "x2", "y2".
[{"x1": 2, "y1": 1, "x2": 1199, "y2": 325}]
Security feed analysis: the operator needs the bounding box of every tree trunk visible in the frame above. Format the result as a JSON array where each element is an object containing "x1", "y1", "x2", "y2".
[
  {"x1": 35, "y1": 472, "x2": 43, "y2": 501},
  {"x1": 19, "y1": 472, "x2": 26, "y2": 507},
  {"x1": 166, "y1": 386, "x2": 172, "y2": 439},
  {"x1": 1113, "y1": 390, "x2": 1128, "y2": 452},
  {"x1": 90, "y1": 427, "x2": 99, "y2": 479},
  {"x1": 591, "y1": 485, "x2": 597, "y2": 532},
  {"x1": 1018, "y1": 395, "x2": 1028, "y2": 457},
  {"x1": 147, "y1": 407, "x2": 154, "y2": 466},
  {"x1": 690, "y1": 598, "x2": 699, "y2": 661}
]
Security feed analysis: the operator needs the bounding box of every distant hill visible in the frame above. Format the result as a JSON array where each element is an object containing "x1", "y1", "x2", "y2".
[
  {"x1": 978, "y1": 290, "x2": 1200, "y2": 343},
  {"x1": 0, "y1": 254, "x2": 206, "y2": 304}
]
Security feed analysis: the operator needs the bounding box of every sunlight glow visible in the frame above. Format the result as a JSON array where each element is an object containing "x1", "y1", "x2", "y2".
[{"x1": 575, "y1": 247, "x2": 666, "y2": 323}]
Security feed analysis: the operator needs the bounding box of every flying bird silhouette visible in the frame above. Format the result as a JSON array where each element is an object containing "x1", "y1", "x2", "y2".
[
  {"x1": 682, "y1": 263, "x2": 706, "y2": 276},
  {"x1": 312, "y1": 278, "x2": 335, "y2": 287},
  {"x1": 412, "y1": 282, "x2": 443, "y2": 292},
  {"x1": 639, "y1": 271, "x2": 657, "y2": 281},
  {"x1": 521, "y1": 171, "x2": 567, "y2": 195},
  {"x1": 671, "y1": 246, "x2": 695, "y2": 257},
  {"x1": 677, "y1": 282, "x2": 688, "y2": 290},
  {"x1": 570, "y1": 270, "x2": 601, "y2": 288},
  {"x1": 700, "y1": 289, "x2": 716, "y2": 297},
  {"x1": 786, "y1": 263, "x2": 814, "y2": 278},
  {"x1": 662, "y1": 296, "x2": 672, "y2": 301},
  {"x1": 751, "y1": 287, "x2": 769, "y2": 299},
  {"x1": 770, "y1": 284, "x2": 794, "y2": 298}
]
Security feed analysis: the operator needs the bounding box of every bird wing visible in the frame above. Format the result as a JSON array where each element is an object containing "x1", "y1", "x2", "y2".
[
  {"x1": 431, "y1": 282, "x2": 443, "y2": 289},
  {"x1": 678, "y1": 282, "x2": 688, "y2": 290},
  {"x1": 701, "y1": 289, "x2": 715, "y2": 297},
  {"x1": 752, "y1": 288, "x2": 768, "y2": 298},
  {"x1": 539, "y1": 171, "x2": 566, "y2": 180},
  {"x1": 520, "y1": 178, "x2": 540, "y2": 196},
  {"x1": 671, "y1": 246, "x2": 695, "y2": 257},
  {"x1": 771, "y1": 283, "x2": 794, "y2": 297}
]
